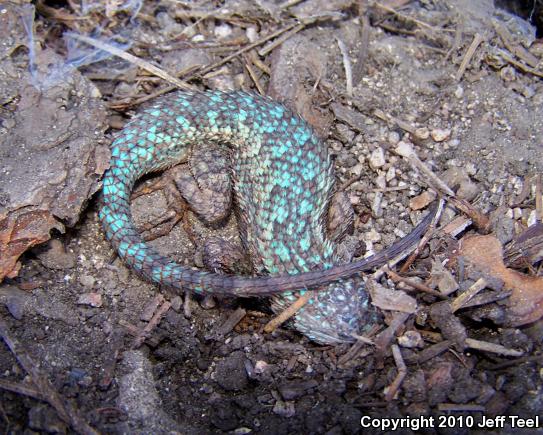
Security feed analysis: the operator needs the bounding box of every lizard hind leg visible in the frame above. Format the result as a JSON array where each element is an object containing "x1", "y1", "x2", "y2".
[
  {"x1": 172, "y1": 142, "x2": 233, "y2": 226},
  {"x1": 327, "y1": 191, "x2": 365, "y2": 263}
]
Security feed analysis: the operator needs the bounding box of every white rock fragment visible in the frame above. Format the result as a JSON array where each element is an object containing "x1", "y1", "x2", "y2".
[
  {"x1": 369, "y1": 147, "x2": 386, "y2": 169},
  {"x1": 414, "y1": 127, "x2": 430, "y2": 140},
  {"x1": 409, "y1": 190, "x2": 437, "y2": 210},
  {"x1": 364, "y1": 227, "x2": 382, "y2": 243},
  {"x1": 431, "y1": 128, "x2": 451, "y2": 142},
  {"x1": 388, "y1": 131, "x2": 400, "y2": 145},
  {"x1": 246, "y1": 26, "x2": 258, "y2": 42},
  {"x1": 527, "y1": 210, "x2": 537, "y2": 226},
  {"x1": 454, "y1": 86, "x2": 464, "y2": 98},
  {"x1": 77, "y1": 292, "x2": 102, "y2": 307},
  {"x1": 214, "y1": 23, "x2": 233, "y2": 39},
  {"x1": 385, "y1": 166, "x2": 396, "y2": 182},
  {"x1": 375, "y1": 174, "x2": 387, "y2": 190}
]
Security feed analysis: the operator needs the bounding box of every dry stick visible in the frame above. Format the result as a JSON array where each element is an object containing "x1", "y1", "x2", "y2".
[
  {"x1": 373, "y1": 108, "x2": 417, "y2": 135},
  {"x1": 67, "y1": 33, "x2": 193, "y2": 90},
  {"x1": 243, "y1": 53, "x2": 266, "y2": 95},
  {"x1": 438, "y1": 403, "x2": 486, "y2": 412},
  {"x1": 385, "y1": 344, "x2": 407, "y2": 401},
  {"x1": 444, "y1": 21, "x2": 463, "y2": 62},
  {"x1": 447, "y1": 196, "x2": 490, "y2": 232},
  {"x1": 247, "y1": 49, "x2": 271, "y2": 75},
  {"x1": 536, "y1": 174, "x2": 542, "y2": 222},
  {"x1": 450, "y1": 277, "x2": 487, "y2": 312},
  {"x1": 496, "y1": 48, "x2": 543, "y2": 79},
  {"x1": 337, "y1": 38, "x2": 353, "y2": 97},
  {"x1": 0, "y1": 318, "x2": 99, "y2": 435},
  {"x1": 110, "y1": 21, "x2": 302, "y2": 109},
  {"x1": 278, "y1": 0, "x2": 305, "y2": 9},
  {"x1": 352, "y1": 14, "x2": 371, "y2": 86},
  {"x1": 465, "y1": 338, "x2": 524, "y2": 357},
  {"x1": 131, "y1": 300, "x2": 172, "y2": 349},
  {"x1": 373, "y1": 1, "x2": 455, "y2": 33},
  {"x1": 384, "y1": 267, "x2": 448, "y2": 300},
  {"x1": 394, "y1": 142, "x2": 455, "y2": 197},
  {"x1": 258, "y1": 23, "x2": 305, "y2": 57},
  {"x1": 0, "y1": 379, "x2": 47, "y2": 401},
  {"x1": 216, "y1": 307, "x2": 247, "y2": 336},
  {"x1": 399, "y1": 199, "x2": 444, "y2": 274},
  {"x1": 493, "y1": 21, "x2": 539, "y2": 68},
  {"x1": 263, "y1": 291, "x2": 314, "y2": 334},
  {"x1": 455, "y1": 33, "x2": 484, "y2": 81}
]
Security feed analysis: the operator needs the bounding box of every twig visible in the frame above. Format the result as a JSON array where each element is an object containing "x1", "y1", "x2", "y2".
[
  {"x1": 455, "y1": 33, "x2": 484, "y2": 81},
  {"x1": 399, "y1": 198, "x2": 444, "y2": 273},
  {"x1": 493, "y1": 21, "x2": 539, "y2": 68},
  {"x1": 263, "y1": 291, "x2": 314, "y2": 333},
  {"x1": 495, "y1": 48, "x2": 543, "y2": 79},
  {"x1": 0, "y1": 379, "x2": 46, "y2": 401},
  {"x1": 337, "y1": 38, "x2": 353, "y2": 97},
  {"x1": 384, "y1": 344, "x2": 407, "y2": 401},
  {"x1": 536, "y1": 174, "x2": 542, "y2": 222},
  {"x1": 438, "y1": 403, "x2": 486, "y2": 412},
  {"x1": 373, "y1": 2, "x2": 455, "y2": 33},
  {"x1": 66, "y1": 33, "x2": 193, "y2": 90},
  {"x1": 258, "y1": 23, "x2": 305, "y2": 57},
  {"x1": 0, "y1": 317, "x2": 99, "y2": 435},
  {"x1": 352, "y1": 14, "x2": 371, "y2": 86},
  {"x1": 131, "y1": 300, "x2": 171, "y2": 349},
  {"x1": 395, "y1": 142, "x2": 455, "y2": 196},
  {"x1": 465, "y1": 338, "x2": 524, "y2": 357},
  {"x1": 374, "y1": 312, "x2": 410, "y2": 361},
  {"x1": 440, "y1": 215, "x2": 472, "y2": 237},
  {"x1": 216, "y1": 307, "x2": 247, "y2": 337},
  {"x1": 109, "y1": 20, "x2": 302, "y2": 110},
  {"x1": 447, "y1": 196, "x2": 490, "y2": 232},
  {"x1": 385, "y1": 267, "x2": 448, "y2": 300},
  {"x1": 450, "y1": 277, "x2": 487, "y2": 312},
  {"x1": 279, "y1": 0, "x2": 305, "y2": 9},
  {"x1": 243, "y1": 54, "x2": 265, "y2": 95}
]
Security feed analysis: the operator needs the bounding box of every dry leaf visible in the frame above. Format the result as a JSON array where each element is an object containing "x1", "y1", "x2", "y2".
[
  {"x1": 369, "y1": 282, "x2": 418, "y2": 313},
  {"x1": 0, "y1": 210, "x2": 63, "y2": 280},
  {"x1": 460, "y1": 234, "x2": 543, "y2": 326}
]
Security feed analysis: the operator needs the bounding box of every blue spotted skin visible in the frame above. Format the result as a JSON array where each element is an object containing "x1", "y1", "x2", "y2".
[{"x1": 100, "y1": 90, "x2": 380, "y2": 344}]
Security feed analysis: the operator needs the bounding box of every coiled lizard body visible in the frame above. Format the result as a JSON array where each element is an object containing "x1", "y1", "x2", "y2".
[{"x1": 100, "y1": 90, "x2": 428, "y2": 344}]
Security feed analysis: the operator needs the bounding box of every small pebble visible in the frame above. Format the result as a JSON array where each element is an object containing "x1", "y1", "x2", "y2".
[
  {"x1": 79, "y1": 275, "x2": 96, "y2": 288},
  {"x1": 388, "y1": 131, "x2": 400, "y2": 145},
  {"x1": 385, "y1": 166, "x2": 396, "y2": 182},
  {"x1": 375, "y1": 174, "x2": 387, "y2": 190},
  {"x1": 273, "y1": 400, "x2": 295, "y2": 417},
  {"x1": 246, "y1": 27, "x2": 258, "y2": 43},
  {"x1": 454, "y1": 86, "x2": 464, "y2": 98},
  {"x1": 369, "y1": 147, "x2": 386, "y2": 169},
  {"x1": 527, "y1": 210, "x2": 537, "y2": 226},
  {"x1": 77, "y1": 292, "x2": 102, "y2": 307},
  {"x1": 398, "y1": 330, "x2": 424, "y2": 348},
  {"x1": 364, "y1": 228, "x2": 382, "y2": 243},
  {"x1": 170, "y1": 296, "x2": 182, "y2": 311},
  {"x1": 350, "y1": 163, "x2": 364, "y2": 177},
  {"x1": 409, "y1": 190, "x2": 436, "y2": 210},
  {"x1": 214, "y1": 23, "x2": 232, "y2": 39},
  {"x1": 431, "y1": 128, "x2": 451, "y2": 142},
  {"x1": 414, "y1": 127, "x2": 430, "y2": 140},
  {"x1": 457, "y1": 180, "x2": 480, "y2": 201}
]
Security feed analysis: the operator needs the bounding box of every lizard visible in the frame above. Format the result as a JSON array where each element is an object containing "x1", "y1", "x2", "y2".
[{"x1": 100, "y1": 90, "x2": 436, "y2": 344}]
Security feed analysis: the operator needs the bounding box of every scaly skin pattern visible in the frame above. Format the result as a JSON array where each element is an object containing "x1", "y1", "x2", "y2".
[{"x1": 100, "y1": 90, "x2": 380, "y2": 344}]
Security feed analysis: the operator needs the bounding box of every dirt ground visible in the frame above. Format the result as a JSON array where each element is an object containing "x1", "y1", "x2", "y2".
[{"x1": 1, "y1": 0, "x2": 542, "y2": 434}]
